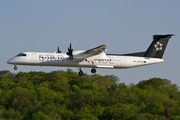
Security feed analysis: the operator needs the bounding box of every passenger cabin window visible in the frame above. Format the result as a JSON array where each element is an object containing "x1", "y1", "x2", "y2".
[{"x1": 17, "y1": 54, "x2": 27, "y2": 57}]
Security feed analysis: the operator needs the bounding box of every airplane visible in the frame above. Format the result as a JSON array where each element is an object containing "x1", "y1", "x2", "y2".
[{"x1": 7, "y1": 34, "x2": 173, "y2": 76}]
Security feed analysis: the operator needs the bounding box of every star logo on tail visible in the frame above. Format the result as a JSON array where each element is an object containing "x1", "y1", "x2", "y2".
[{"x1": 154, "y1": 41, "x2": 163, "y2": 51}]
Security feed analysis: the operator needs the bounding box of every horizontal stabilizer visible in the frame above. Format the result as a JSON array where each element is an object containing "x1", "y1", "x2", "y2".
[
  {"x1": 120, "y1": 52, "x2": 145, "y2": 57},
  {"x1": 107, "y1": 52, "x2": 145, "y2": 57}
]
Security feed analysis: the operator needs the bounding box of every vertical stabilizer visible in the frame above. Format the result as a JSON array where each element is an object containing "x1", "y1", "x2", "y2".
[{"x1": 144, "y1": 34, "x2": 174, "y2": 58}]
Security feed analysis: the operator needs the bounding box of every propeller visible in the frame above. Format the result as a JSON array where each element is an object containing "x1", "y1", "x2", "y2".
[
  {"x1": 57, "y1": 47, "x2": 61, "y2": 53},
  {"x1": 66, "y1": 43, "x2": 73, "y2": 59}
]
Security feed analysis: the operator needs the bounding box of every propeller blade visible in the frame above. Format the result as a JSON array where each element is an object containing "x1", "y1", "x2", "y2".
[
  {"x1": 66, "y1": 43, "x2": 73, "y2": 57},
  {"x1": 70, "y1": 43, "x2": 71, "y2": 50},
  {"x1": 57, "y1": 46, "x2": 61, "y2": 53}
]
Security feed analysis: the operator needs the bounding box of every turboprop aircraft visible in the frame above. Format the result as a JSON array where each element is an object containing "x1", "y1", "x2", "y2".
[{"x1": 7, "y1": 34, "x2": 173, "y2": 76}]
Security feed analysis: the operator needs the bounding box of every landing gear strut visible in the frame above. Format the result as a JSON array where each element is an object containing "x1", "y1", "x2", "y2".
[
  {"x1": 91, "y1": 61, "x2": 96, "y2": 73},
  {"x1": 14, "y1": 65, "x2": 17, "y2": 70},
  {"x1": 78, "y1": 68, "x2": 84, "y2": 76}
]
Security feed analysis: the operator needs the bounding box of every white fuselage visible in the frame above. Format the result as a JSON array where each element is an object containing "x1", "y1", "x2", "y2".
[{"x1": 7, "y1": 52, "x2": 164, "y2": 69}]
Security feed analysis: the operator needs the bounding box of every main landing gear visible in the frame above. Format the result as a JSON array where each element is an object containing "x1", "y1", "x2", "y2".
[
  {"x1": 78, "y1": 61, "x2": 97, "y2": 76},
  {"x1": 78, "y1": 67, "x2": 97, "y2": 76},
  {"x1": 91, "y1": 68, "x2": 96, "y2": 73},
  {"x1": 79, "y1": 70, "x2": 84, "y2": 76},
  {"x1": 91, "y1": 61, "x2": 96, "y2": 74},
  {"x1": 78, "y1": 68, "x2": 84, "y2": 76},
  {"x1": 14, "y1": 65, "x2": 17, "y2": 70}
]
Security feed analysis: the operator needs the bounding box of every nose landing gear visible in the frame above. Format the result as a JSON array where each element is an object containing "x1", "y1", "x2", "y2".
[{"x1": 14, "y1": 65, "x2": 17, "y2": 70}]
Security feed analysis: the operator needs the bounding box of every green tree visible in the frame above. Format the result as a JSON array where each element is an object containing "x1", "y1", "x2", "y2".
[
  {"x1": 11, "y1": 87, "x2": 35, "y2": 109},
  {"x1": 137, "y1": 78, "x2": 179, "y2": 99},
  {"x1": 3, "y1": 108, "x2": 22, "y2": 120},
  {"x1": 70, "y1": 89, "x2": 94, "y2": 109},
  {"x1": 37, "y1": 87, "x2": 57, "y2": 103},
  {"x1": 145, "y1": 101, "x2": 165, "y2": 115},
  {"x1": 103, "y1": 103, "x2": 138, "y2": 120},
  {"x1": 32, "y1": 111, "x2": 46, "y2": 120},
  {"x1": 0, "y1": 70, "x2": 15, "y2": 79},
  {"x1": 0, "y1": 78, "x2": 15, "y2": 90},
  {"x1": 0, "y1": 70, "x2": 180, "y2": 119}
]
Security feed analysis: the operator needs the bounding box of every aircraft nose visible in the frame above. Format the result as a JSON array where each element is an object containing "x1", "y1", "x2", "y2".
[{"x1": 7, "y1": 58, "x2": 15, "y2": 64}]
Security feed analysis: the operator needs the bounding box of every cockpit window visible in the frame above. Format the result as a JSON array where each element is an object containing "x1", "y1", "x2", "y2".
[
  {"x1": 17, "y1": 54, "x2": 27, "y2": 57},
  {"x1": 22, "y1": 54, "x2": 26, "y2": 56}
]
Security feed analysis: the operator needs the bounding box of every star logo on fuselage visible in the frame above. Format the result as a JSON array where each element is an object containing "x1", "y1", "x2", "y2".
[{"x1": 154, "y1": 41, "x2": 163, "y2": 51}]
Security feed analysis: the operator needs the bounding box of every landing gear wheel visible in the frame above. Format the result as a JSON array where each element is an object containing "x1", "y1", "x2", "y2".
[
  {"x1": 91, "y1": 68, "x2": 96, "y2": 73},
  {"x1": 78, "y1": 71, "x2": 84, "y2": 76},
  {"x1": 14, "y1": 66, "x2": 17, "y2": 70},
  {"x1": 78, "y1": 67, "x2": 84, "y2": 76}
]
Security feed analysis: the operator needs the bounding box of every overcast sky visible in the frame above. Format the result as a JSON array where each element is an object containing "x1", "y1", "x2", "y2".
[{"x1": 1, "y1": 1, "x2": 179, "y2": 86}]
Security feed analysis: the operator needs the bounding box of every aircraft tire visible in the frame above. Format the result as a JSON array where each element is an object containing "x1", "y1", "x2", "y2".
[
  {"x1": 14, "y1": 66, "x2": 17, "y2": 70},
  {"x1": 78, "y1": 71, "x2": 84, "y2": 76},
  {"x1": 91, "y1": 68, "x2": 96, "y2": 73}
]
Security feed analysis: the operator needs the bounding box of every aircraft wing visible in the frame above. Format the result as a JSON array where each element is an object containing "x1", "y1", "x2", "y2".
[{"x1": 84, "y1": 44, "x2": 108, "y2": 54}]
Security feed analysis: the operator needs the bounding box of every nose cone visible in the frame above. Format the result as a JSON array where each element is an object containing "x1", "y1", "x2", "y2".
[{"x1": 7, "y1": 58, "x2": 15, "y2": 64}]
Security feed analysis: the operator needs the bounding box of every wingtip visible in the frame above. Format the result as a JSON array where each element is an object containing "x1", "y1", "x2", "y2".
[{"x1": 104, "y1": 44, "x2": 109, "y2": 46}]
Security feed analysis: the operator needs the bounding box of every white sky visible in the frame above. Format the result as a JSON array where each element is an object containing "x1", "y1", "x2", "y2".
[{"x1": 1, "y1": 1, "x2": 180, "y2": 85}]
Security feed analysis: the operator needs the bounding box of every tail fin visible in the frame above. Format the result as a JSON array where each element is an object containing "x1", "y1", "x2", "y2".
[{"x1": 144, "y1": 34, "x2": 174, "y2": 58}]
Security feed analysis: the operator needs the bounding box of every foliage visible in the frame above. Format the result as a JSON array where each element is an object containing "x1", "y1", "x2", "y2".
[{"x1": 0, "y1": 70, "x2": 179, "y2": 119}]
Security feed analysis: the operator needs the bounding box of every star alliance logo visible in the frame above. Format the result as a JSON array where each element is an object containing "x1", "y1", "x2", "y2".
[{"x1": 154, "y1": 41, "x2": 163, "y2": 51}]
